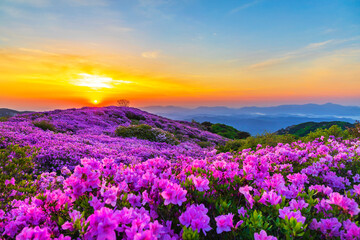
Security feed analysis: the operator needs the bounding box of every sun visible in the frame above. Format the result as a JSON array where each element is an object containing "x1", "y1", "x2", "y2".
[{"x1": 93, "y1": 99, "x2": 99, "y2": 104}]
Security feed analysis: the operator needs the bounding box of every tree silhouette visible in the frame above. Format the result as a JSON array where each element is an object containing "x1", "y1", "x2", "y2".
[{"x1": 117, "y1": 99, "x2": 130, "y2": 107}]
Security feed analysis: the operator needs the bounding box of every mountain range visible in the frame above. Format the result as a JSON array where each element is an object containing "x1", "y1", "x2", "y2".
[
  {"x1": 0, "y1": 108, "x2": 33, "y2": 117},
  {"x1": 142, "y1": 103, "x2": 360, "y2": 135}
]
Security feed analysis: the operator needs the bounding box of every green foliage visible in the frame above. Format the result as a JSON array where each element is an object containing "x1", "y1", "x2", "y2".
[
  {"x1": 196, "y1": 141, "x2": 212, "y2": 148},
  {"x1": 0, "y1": 116, "x2": 9, "y2": 122},
  {"x1": 301, "y1": 125, "x2": 350, "y2": 142},
  {"x1": 182, "y1": 226, "x2": 200, "y2": 240},
  {"x1": 200, "y1": 122, "x2": 250, "y2": 140},
  {"x1": 277, "y1": 121, "x2": 354, "y2": 137},
  {"x1": 115, "y1": 124, "x2": 179, "y2": 145},
  {"x1": 347, "y1": 121, "x2": 360, "y2": 138},
  {"x1": 218, "y1": 133, "x2": 297, "y2": 152},
  {"x1": 125, "y1": 111, "x2": 146, "y2": 121},
  {"x1": 33, "y1": 120, "x2": 57, "y2": 132},
  {"x1": 0, "y1": 145, "x2": 37, "y2": 211}
]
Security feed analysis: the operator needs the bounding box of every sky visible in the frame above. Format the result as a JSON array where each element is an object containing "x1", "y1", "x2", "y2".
[{"x1": 0, "y1": 0, "x2": 359, "y2": 110}]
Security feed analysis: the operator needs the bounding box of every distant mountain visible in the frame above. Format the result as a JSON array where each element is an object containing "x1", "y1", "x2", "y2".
[
  {"x1": 142, "y1": 103, "x2": 360, "y2": 135},
  {"x1": 143, "y1": 103, "x2": 360, "y2": 117},
  {"x1": 0, "y1": 108, "x2": 32, "y2": 117},
  {"x1": 276, "y1": 121, "x2": 354, "y2": 137}
]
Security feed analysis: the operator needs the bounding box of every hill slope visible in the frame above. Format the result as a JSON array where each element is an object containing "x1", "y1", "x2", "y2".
[
  {"x1": 276, "y1": 121, "x2": 354, "y2": 137},
  {"x1": 0, "y1": 106, "x2": 226, "y2": 171}
]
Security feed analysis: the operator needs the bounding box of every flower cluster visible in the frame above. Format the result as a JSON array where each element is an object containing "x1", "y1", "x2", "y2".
[{"x1": 0, "y1": 107, "x2": 360, "y2": 239}]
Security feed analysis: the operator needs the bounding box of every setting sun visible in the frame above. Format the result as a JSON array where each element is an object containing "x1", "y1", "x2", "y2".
[{"x1": 93, "y1": 100, "x2": 99, "y2": 104}]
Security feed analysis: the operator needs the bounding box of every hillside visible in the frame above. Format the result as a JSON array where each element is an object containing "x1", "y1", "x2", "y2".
[
  {"x1": 0, "y1": 106, "x2": 225, "y2": 171},
  {"x1": 276, "y1": 121, "x2": 354, "y2": 137},
  {"x1": 1, "y1": 106, "x2": 360, "y2": 239},
  {"x1": 0, "y1": 108, "x2": 32, "y2": 117}
]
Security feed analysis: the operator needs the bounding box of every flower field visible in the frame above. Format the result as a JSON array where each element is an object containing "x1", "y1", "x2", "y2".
[{"x1": 1, "y1": 107, "x2": 360, "y2": 239}]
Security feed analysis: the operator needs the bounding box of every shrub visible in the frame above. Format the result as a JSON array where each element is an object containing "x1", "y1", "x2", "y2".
[
  {"x1": 33, "y1": 120, "x2": 56, "y2": 132},
  {"x1": 348, "y1": 121, "x2": 360, "y2": 138},
  {"x1": 0, "y1": 145, "x2": 37, "y2": 211},
  {"x1": 0, "y1": 116, "x2": 9, "y2": 122},
  {"x1": 125, "y1": 111, "x2": 146, "y2": 121},
  {"x1": 210, "y1": 123, "x2": 250, "y2": 140},
  {"x1": 115, "y1": 124, "x2": 179, "y2": 145},
  {"x1": 301, "y1": 125, "x2": 350, "y2": 142},
  {"x1": 196, "y1": 141, "x2": 212, "y2": 148},
  {"x1": 218, "y1": 133, "x2": 297, "y2": 152}
]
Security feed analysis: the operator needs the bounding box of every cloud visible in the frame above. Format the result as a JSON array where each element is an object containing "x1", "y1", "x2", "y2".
[
  {"x1": 71, "y1": 73, "x2": 132, "y2": 90},
  {"x1": 106, "y1": 26, "x2": 134, "y2": 33},
  {"x1": 4, "y1": 0, "x2": 50, "y2": 7},
  {"x1": 142, "y1": 51, "x2": 160, "y2": 59},
  {"x1": 229, "y1": 0, "x2": 260, "y2": 14},
  {"x1": 18, "y1": 48, "x2": 59, "y2": 56},
  {"x1": 248, "y1": 39, "x2": 336, "y2": 70},
  {"x1": 248, "y1": 56, "x2": 291, "y2": 69},
  {"x1": 304, "y1": 40, "x2": 334, "y2": 49}
]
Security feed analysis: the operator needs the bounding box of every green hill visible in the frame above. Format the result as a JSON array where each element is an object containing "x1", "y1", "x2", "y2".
[
  {"x1": 200, "y1": 121, "x2": 250, "y2": 139},
  {"x1": 276, "y1": 121, "x2": 354, "y2": 137}
]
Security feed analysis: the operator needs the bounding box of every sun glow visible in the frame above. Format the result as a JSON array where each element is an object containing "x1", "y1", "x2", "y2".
[
  {"x1": 93, "y1": 99, "x2": 99, "y2": 104},
  {"x1": 70, "y1": 73, "x2": 132, "y2": 90}
]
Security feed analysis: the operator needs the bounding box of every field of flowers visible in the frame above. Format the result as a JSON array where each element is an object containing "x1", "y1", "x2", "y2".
[{"x1": 1, "y1": 107, "x2": 360, "y2": 239}]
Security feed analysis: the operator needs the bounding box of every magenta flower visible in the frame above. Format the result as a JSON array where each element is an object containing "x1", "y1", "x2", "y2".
[
  {"x1": 179, "y1": 204, "x2": 211, "y2": 235},
  {"x1": 5, "y1": 177, "x2": 15, "y2": 186},
  {"x1": 190, "y1": 175, "x2": 210, "y2": 192},
  {"x1": 353, "y1": 184, "x2": 360, "y2": 195},
  {"x1": 279, "y1": 207, "x2": 306, "y2": 224},
  {"x1": 259, "y1": 191, "x2": 282, "y2": 206},
  {"x1": 289, "y1": 199, "x2": 309, "y2": 210},
  {"x1": 16, "y1": 226, "x2": 51, "y2": 240},
  {"x1": 215, "y1": 213, "x2": 234, "y2": 234},
  {"x1": 238, "y1": 207, "x2": 247, "y2": 217},
  {"x1": 161, "y1": 183, "x2": 187, "y2": 206},
  {"x1": 239, "y1": 185, "x2": 255, "y2": 209},
  {"x1": 86, "y1": 207, "x2": 121, "y2": 240},
  {"x1": 254, "y1": 230, "x2": 277, "y2": 240},
  {"x1": 327, "y1": 192, "x2": 360, "y2": 216}
]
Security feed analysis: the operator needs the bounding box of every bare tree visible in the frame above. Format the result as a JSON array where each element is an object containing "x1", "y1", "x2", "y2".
[{"x1": 117, "y1": 99, "x2": 130, "y2": 107}]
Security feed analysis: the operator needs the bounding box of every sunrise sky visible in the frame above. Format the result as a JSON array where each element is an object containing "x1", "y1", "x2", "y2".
[{"x1": 0, "y1": 0, "x2": 360, "y2": 110}]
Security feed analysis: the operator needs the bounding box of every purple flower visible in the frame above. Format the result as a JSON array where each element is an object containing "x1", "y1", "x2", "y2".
[
  {"x1": 179, "y1": 204, "x2": 211, "y2": 235},
  {"x1": 189, "y1": 175, "x2": 210, "y2": 192},
  {"x1": 254, "y1": 230, "x2": 277, "y2": 240},
  {"x1": 5, "y1": 177, "x2": 15, "y2": 186},
  {"x1": 16, "y1": 226, "x2": 51, "y2": 240},
  {"x1": 86, "y1": 207, "x2": 121, "y2": 240},
  {"x1": 258, "y1": 191, "x2": 282, "y2": 206},
  {"x1": 279, "y1": 207, "x2": 306, "y2": 224},
  {"x1": 161, "y1": 183, "x2": 187, "y2": 206},
  {"x1": 215, "y1": 213, "x2": 234, "y2": 234},
  {"x1": 289, "y1": 199, "x2": 309, "y2": 210}
]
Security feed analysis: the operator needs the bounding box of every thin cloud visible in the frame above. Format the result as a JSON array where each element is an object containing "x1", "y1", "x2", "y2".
[
  {"x1": 304, "y1": 40, "x2": 334, "y2": 49},
  {"x1": 248, "y1": 39, "x2": 336, "y2": 70},
  {"x1": 230, "y1": 0, "x2": 260, "y2": 14},
  {"x1": 18, "y1": 48, "x2": 59, "y2": 56},
  {"x1": 142, "y1": 51, "x2": 160, "y2": 59}
]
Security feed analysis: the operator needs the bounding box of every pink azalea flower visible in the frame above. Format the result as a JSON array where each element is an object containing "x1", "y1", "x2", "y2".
[
  {"x1": 215, "y1": 213, "x2": 234, "y2": 234},
  {"x1": 254, "y1": 230, "x2": 277, "y2": 240},
  {"x1": 5, "y1": 177, "x2": 15, "y2": 186},
  {"x1": 189, "y1": 175, "x2": 210, "y2": 192},
  {"x1": 86, "y1": 207, "x2": 121, "y2": 240},
  {"x1": 16, "y1": 226, "x2": 51, "y2": 240},
  {"x1": 161, "y1": 183, "x2": 187, "y2": 206},
  {"x1": 179, "y1": 204, "x2": 211, "y2": 235}
]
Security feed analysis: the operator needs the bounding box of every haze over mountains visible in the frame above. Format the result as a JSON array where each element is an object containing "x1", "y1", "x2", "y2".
[
  {"x1": 142, "y1": 103, "x2": 360, "y2": 135},
  {"x1": 3, "y1": 103, "x2": 360, "y2": 135}
]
